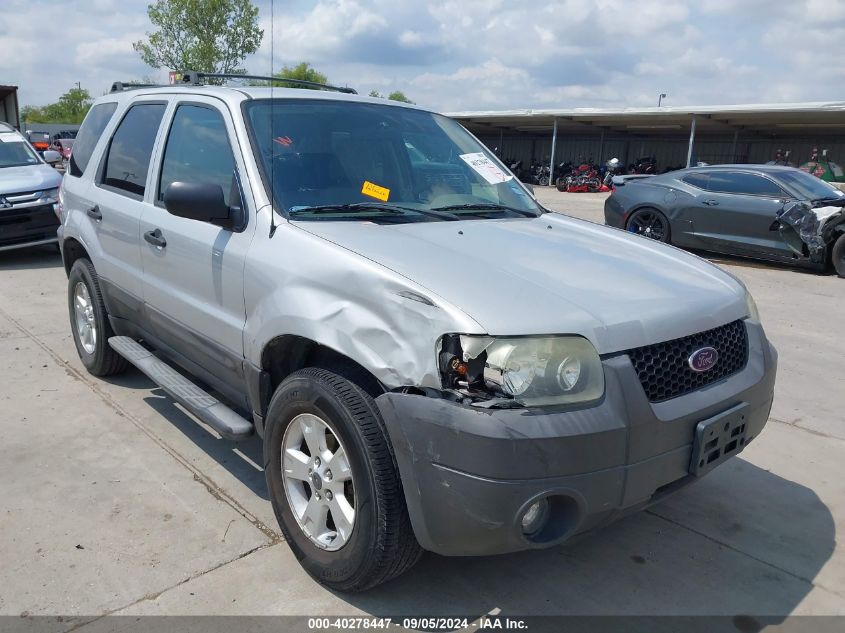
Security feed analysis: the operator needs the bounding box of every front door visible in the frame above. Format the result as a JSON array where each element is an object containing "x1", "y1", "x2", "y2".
[
  {"x1": 138, "y1": 98, "x2": 257, "y2": 404},
  {"x1": 688, "y1": 171, "x2": 793, "y2": 259}
]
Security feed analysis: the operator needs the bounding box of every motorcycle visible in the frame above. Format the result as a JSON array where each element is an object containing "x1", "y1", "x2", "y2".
[
  {"x1": 602, "y1": 158, "x2": 623, "y2": 189},
  {"x1": 629, "y1": 156, "x2": 657, "y2": 174},
  {"x1": 563, "y1": 158, "x2": 601, "y2": 193}
]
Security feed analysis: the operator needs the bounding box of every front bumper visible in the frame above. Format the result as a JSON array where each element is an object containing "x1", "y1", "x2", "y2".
[
  {"x1": 375, "y1": 321, "x2": 777, "y2": 556},
  {"x1": 0, "y1": 202, "x2": 60, "y2": 252}
]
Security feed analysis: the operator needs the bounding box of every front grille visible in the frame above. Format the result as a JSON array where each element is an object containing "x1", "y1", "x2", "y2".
[{"x1": 626, "y1": 320, "x2": 748, "y2": 403}]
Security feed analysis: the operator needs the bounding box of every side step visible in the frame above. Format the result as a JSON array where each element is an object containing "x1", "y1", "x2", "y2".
[{"x1": 108, "y1": 336, "x2": 254, "y2": 441}]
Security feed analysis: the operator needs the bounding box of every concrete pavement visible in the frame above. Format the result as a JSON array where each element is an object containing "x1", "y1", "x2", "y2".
[{"x1": 0, "y1": 191, "x2": 843, "y2": 628}]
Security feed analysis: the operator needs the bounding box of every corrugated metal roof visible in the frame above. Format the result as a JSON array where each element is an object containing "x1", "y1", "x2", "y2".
[{"x1": 446, "y1": 101, "x2": 845, "y2": 119}]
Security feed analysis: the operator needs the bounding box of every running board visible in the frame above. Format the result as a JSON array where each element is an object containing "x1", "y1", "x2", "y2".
[{"x1": 108, "y1": 336, "x2": 254, "y2": 440}]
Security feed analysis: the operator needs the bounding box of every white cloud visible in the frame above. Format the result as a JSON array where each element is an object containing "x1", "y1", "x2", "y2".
[{"x1": 5, "y1": 0, "x2": 845, "y2": 114}]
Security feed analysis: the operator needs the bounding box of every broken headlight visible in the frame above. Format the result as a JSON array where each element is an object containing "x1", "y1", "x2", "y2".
[{"x1": 439, "y1": 335, "x2": 605, "y2": 406}]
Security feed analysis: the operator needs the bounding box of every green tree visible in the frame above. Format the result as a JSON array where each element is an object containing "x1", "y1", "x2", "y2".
[
  {"x1": 387, "y1": 90, "x2": 414, "y2": 104},
  {"x1": 133, "y1": 0, "x2": 263, "y2": 79},
  {"x1": 253, "y1": 62, "x2": 329, "y2": 89},
  {"x1": 367, "y1": 89, "x2": 415, "y2": 104},
  {"x1": 21, "y1": 87, "x2": 93, "y2": 124}
]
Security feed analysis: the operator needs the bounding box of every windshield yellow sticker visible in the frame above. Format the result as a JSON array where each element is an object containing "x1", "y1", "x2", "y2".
[{"x1": 361, "y1": 180, "x2": 390, "y2": 202}]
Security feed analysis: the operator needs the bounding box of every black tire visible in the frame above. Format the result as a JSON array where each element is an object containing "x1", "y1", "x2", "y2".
[
  {"x1": 67, "y1": 258, "x2": 128, "y2": 376},
  {"x1": 556, "y1": 176, "x2": 567, "y2": 192},
  {"x1": 626, "y1": 207, "x2": 671, "y2": 243},
  {"x1": 264, "y1": 367, "x2": 421, "y2": 592},
  {"x1": 832, "y1": 233, "x2": 845, "y2": 278}
]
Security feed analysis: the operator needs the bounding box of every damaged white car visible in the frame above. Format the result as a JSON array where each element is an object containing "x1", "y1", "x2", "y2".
[{"x1": 58, "y1": 73, "x2": 778, "y2": 591}]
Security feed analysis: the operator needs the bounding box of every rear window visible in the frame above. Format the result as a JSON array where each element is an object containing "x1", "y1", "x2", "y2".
[
  {"x1": 69, "y1": 102, "x2": 118, "y2": 177},
  {"x1": 683, "y1": 172, "x2": 710, "y2": 189},
  {"x1": 101, "y1": 103, "x2": 166, "y2": 198}
]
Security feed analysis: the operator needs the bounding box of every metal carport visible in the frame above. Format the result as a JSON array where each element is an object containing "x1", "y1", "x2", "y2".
[{"x1": 447, "y1": 102, "x2": 845, "y2": 183}]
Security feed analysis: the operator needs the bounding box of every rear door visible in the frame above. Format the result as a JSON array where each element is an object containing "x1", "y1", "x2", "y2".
[
  {"x1": 88, "y1": 101, "x2": 169, "y2": 305},
  {"x1": 138, "y1": 97, "x2": 257, "y2": 404},
  {"x1": 684, "y1": 170, "x2": 793, "y2": 258}
]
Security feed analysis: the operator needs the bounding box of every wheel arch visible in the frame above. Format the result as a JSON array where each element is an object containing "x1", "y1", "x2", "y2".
[
  {"x1": 258, "y1": 333, "x2": 385, "y2": 407},
  {"x1": 61, "y1": 237, "x2": 90, "y2": 277}
]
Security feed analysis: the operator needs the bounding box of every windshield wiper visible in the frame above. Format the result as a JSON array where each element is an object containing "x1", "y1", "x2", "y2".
[
  {"x1": 289, "y1": 202, "x2": 461, "y2": 221},
  {"x1": 430, "y1": 203, "x2": 539, "y2": 218}
]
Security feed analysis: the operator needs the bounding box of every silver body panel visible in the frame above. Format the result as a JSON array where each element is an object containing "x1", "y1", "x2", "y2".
[{"x1": 62, "y1": 85, "x2": 750, "y2": 391}]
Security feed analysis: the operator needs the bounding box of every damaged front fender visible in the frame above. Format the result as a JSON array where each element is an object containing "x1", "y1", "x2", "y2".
[
  {"x1": 243, "y1": 223, "x2": 485, "y2": 390},
  {"x1": 776, "y1": 201, "x2": 845, "y2": 263}
]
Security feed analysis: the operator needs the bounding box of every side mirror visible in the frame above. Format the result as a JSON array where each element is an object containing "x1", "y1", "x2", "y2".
[
  {"x1": 43, "y1": 149, "x2": 62, "y2": 165},
  {"x1": 163, "y1": 182, "x2": 232, "y2": 229},
  {"x1": 522, "y1": 182, "x2": 535, "y2": 195}
]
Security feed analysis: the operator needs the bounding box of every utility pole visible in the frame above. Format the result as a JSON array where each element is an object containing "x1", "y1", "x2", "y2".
[
  {"x1": 658, "y1": 93, "x2": 667, "y2": 107},
  {"x1": 75, "y1": 82, "x2": 81, "y2": 91}
]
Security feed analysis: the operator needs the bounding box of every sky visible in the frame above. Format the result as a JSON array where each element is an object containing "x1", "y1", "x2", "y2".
[{"x1": 2, "y1": 0, "x2": 845, "y2": 114}]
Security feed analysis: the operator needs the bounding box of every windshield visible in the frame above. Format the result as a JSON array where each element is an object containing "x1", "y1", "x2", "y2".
[
  {"x1": 244, "y1": 99, "x2": 540, "y2": 222},
  {"x1": 775, "y1": 169, "x2": 844, "y2": 201},
  {"x1": 0, "y1": 141, "x2": 40, "y2": 168}
]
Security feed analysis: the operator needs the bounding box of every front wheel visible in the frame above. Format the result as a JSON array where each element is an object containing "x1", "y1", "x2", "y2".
[
  {"x1": 264, "y1": 368, "x2": 421, "y2": 592},
  {"x1": 832, "y1": 233, "x2": 845, "y2": 278},
  {"x1": 626, "y1": 207, "x2": 671, "y2": 242}
]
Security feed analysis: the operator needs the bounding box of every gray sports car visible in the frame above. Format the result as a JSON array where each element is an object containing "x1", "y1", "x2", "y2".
[{"x1": 604, "y1": 165, "x2": 845, "y2": 277}]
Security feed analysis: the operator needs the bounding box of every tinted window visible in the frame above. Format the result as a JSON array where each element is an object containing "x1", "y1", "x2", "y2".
[
  {"x1": 683, "y1": 172, "x2": 710, "y2": 189},
  {"x1": 69, "y1": 102, "x2": 117, "y2": 177},
  {"x1": 707, "y1": 172, "x2": 784, "y2": 196},
  {"x1": 158, "y1": 105, "x2": 237, "y2": 207},
  {"x1": 102, "y1": 103, "x2": 166, "y2": 197}
]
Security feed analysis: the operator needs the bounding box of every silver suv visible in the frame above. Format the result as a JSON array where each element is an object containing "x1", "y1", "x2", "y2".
[{"x1": 59, "y1": 75, "x2": 777, "y2": 592}]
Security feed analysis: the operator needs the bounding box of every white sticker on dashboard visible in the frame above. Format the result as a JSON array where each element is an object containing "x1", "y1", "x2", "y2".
[{"x1": 459, "y1": 152, "x2": 512, "y2": 184}]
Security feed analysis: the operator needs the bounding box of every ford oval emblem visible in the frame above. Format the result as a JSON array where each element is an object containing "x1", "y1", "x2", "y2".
[{"x1": 688, "y1": 347, "x2": 719, "y2": 372}]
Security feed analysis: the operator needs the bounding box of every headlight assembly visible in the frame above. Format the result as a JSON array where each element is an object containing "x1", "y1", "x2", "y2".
[
  {"x1": 745, "y1": 291, "x2": 760, "y2": 323},
  {"x1": 439, "y1": 334, "x2": 605, "y2": 407}
]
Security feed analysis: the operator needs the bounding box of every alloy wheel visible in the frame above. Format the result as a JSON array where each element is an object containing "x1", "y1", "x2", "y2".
[
  {"x1": 73, "y1": 281, "x2": 97, "y2": 354},
  {"x1": 628, "y1": 209, "x2": 667, "y2": 241},
  {"x1": 282, "y1": 413, "x2": 356, "y2": 551}
]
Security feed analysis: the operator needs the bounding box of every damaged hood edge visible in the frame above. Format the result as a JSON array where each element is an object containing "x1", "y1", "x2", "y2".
[{"x1": 292, "y1": 214, "x2": 749, "y2": 355}]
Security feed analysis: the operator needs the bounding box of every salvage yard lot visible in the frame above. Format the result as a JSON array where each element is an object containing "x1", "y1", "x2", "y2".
[{"x1": 0, "y1": 189, "x2": 843, "y2": 625}]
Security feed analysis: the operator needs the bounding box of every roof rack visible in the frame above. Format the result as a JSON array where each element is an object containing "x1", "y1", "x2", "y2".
[
  {"x1": 170, "y1": 71, "x2": 358, "y2": 94},
  {"x1": 109, "y1": 82, "x2": 162, "y2": 93}
]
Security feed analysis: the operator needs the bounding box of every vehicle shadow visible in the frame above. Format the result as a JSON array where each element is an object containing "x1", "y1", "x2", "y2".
[
  {"x1": 0, "y1": 244, "x2": 63, "y2": 270},
  {"x1": 342, "y1": 459, "x2": 834, "y2": 620},
  {"x1": 104, "y1": 370, "x2": 268, "y2": 500}
]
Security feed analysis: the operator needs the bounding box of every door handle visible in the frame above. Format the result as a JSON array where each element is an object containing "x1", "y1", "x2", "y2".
[
  {"x1": 143, "y1": 228, "x2": 167, "y2": 248},
  {"x1": 702, "y1": 199, "x2": 719, "y2": 206},
  {"x1": 86, "y1": 205, "x2": 102, "y2": 221}
]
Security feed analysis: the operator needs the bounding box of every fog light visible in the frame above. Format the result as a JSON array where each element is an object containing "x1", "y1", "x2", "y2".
[{"x1": 521, "y1": 498, "x2": 549, "y2": 536}]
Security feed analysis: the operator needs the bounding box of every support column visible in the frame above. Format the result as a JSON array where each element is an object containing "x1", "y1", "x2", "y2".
[
  {"x1": 730, "y1": 129, "x2": 738, "y2": 163},
  {"x1": 549, "y1": 118, "x2": 558, "y2": 186},
  {"x1": 598, "y1": 128, "x2": 605, "y2": 164},
  {"x1": 498, "y1": 128, "x2": 504, "y2": 157},
  {"x1": 686, "y1": 116, "x2": 697, "y2": 167}
]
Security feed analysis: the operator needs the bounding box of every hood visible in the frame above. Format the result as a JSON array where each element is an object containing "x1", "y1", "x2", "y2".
[
  {"x1": 0, "y1": 163, "x2": 63, "y2": 194},
  {"x1": 295, "y1": 214, "x2": 748, "y2": 354}
]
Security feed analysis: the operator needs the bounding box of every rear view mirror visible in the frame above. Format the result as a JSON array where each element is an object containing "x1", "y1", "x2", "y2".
[
  {"x1": 43, "y1": 150, "x2": 62, "y2": 165},
  {"x1": 163, "y1": 182, "x2": 233, "y2": 229}
]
